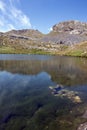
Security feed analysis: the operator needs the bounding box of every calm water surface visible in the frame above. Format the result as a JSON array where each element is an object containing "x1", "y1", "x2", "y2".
[{"x1": 0, "y1": 54, "x2": 87, "y2": 130}]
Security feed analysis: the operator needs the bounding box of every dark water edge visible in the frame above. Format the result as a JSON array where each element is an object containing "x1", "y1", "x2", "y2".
[{"x1": 0, "y1": 54, "x2": 87, "y2": 130}]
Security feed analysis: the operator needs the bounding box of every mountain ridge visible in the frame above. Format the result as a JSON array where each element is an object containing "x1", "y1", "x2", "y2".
[{"x1": 0, "y1": 20, "x2": 87, "y2": 56}]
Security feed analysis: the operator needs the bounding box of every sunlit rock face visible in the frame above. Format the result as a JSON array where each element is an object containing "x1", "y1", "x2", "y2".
[
  {"x1": 53, "y1": 20, "x2": 87, "y2": 35},
  {"x1": 40, "y1": 21, "x2": 87, "y2": 45},
  {"x1": 45, "y1": 20, "x2": 87, "y2": 45}
]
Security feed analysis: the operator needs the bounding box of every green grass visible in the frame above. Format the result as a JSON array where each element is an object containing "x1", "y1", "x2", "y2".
[
  {"x1": 0, "y1": 46, "x2": 52, "y2": 55},
  {"x1": 66, "y1": 50, "x2": 83, "y2": 57},
  {"x1": 0, "y1": 46, "x2": 15, "y2": 54},
  {"x1": 0, "y1": 41, "x2": 87, "y2": 58}
]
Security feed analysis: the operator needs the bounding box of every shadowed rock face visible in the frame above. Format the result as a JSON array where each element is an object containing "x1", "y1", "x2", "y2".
[{"x1": 41, "y1": 32, "x2": 87, "y2": 45}]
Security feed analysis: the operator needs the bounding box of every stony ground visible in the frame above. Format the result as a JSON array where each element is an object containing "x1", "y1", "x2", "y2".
[
  {"x1": 77, "y1": 122, "x2": 87, "y2": 130},
  {"x1": 77, "y1": 110, "x2": 87, "y2": 130}
]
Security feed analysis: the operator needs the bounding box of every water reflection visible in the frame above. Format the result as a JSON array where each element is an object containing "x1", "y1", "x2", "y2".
[
  {"x1": 0, "y1": 55, "x2": 87, "y2": 130},
  {"x1": 0, "y1": 55, "x2": 87, "y2": 86},
  {"x1": 0, "y1": 71, "x2": 53, "y2": 109}
]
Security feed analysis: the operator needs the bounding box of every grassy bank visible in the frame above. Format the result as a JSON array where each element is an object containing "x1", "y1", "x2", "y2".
[
  {"x1": 0, "y1": 41, "x2": 87, "y2": 58},
  {"x1": 0, "y1": 46, "x2": 52, "y2": 55}
]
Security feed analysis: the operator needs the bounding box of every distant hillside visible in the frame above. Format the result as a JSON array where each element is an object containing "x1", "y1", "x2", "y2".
[
  {"x1": 0, "y1": 20, "x2": 87, "y2": 56},
  {"x1": 3, "y1": 29, "x2": 44, "y2": 44},
  {"x1": 5, "y1": 29, "x2": 44, "y2": 39}
]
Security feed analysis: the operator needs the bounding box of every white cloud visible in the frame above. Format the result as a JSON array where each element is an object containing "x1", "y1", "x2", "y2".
[
  {"x1": 7, "y1": 24, "x2": 15, "y2": 30},
  {"x1": 0, "y1": 1, "x2": 6, "y2": 13},
  {"x1": 0, "y1": 0, "x2": 31, "y2": 32},
  {"x1": 10, "y1": 6, "x2": 31, "y2": 27},
  {"x1": 20, "y1": 15, "x2": 31, "y2": 26},
  {"x1": 48, "y1": 27, "x2": 53, "y2": 32}
]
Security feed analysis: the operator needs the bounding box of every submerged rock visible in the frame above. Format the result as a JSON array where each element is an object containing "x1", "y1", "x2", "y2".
[
  {"x1": 73, "y1": 96, "x2": 81, "y2": 103},
  {"x1": 49, "y1": 84, "x2": 81, "y2": 103}
]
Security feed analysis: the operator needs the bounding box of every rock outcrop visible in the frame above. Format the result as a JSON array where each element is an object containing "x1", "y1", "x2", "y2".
[
  {"x1": 41, "y1": 20, "x2": 87, "y2": 45},
  {"x1": 53, "y1": 20, "x2": 87, "y2": 35}
]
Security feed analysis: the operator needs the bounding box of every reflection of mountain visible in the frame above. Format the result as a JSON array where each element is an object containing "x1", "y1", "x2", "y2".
[{"x1": 0, "y1": 55, "x2": 87, "y2": 86}]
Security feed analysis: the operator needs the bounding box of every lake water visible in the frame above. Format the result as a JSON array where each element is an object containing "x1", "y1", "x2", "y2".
[{"x1": 0, "y1": 54, "x2": 87, "y2": 130}]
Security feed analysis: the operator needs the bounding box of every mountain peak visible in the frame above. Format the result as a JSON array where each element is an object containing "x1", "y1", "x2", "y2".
[{"x1": 52, "y1": 20, "x2": 87, "y2": 35}]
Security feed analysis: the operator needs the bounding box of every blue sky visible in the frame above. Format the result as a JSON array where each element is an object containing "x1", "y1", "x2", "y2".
[{"x1": 0, "y1": 0, "x2": 87, "y2": 33}]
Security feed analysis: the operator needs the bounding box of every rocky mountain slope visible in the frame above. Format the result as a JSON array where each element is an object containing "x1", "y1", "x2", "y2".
[
  {"x1": 0, "y1": 20, "x2": 87, "y2": 56},
  {"x1": 53, "y1": 20, "x2": 87, "y2": 34},
  {"x1": 6, "y1": 29, "x2": 44, "y2": 39},
  {"x1": 42, "y1": 20, "x2": 87, "y2": 45}
]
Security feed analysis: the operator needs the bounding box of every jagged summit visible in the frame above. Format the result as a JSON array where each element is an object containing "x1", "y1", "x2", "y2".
[
  {"x1": 52, "y1": 20, "x2": 87, "y2": 35},
  {"x1": 40, "y1": 20, "x2": 87, "y2": 45}
]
